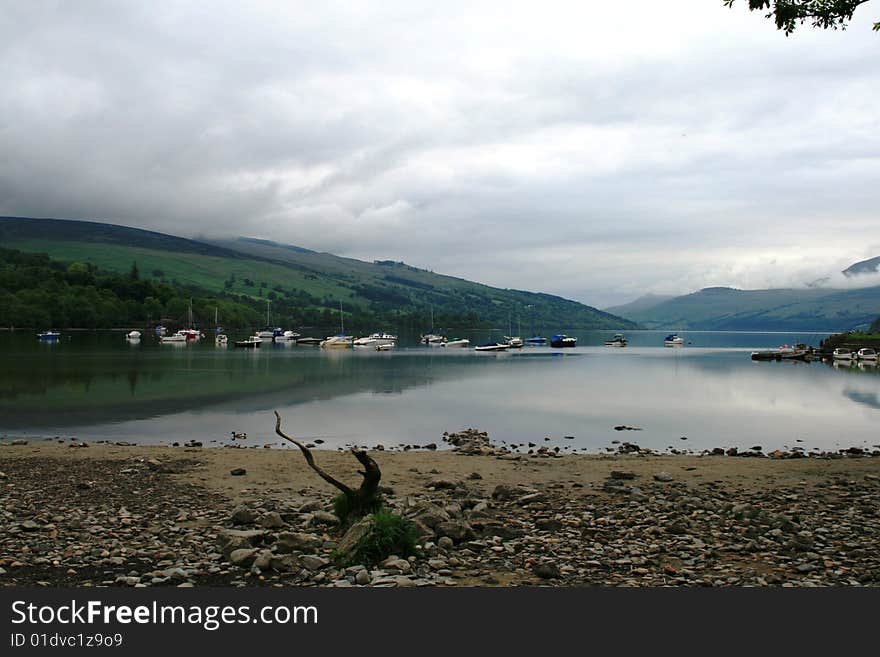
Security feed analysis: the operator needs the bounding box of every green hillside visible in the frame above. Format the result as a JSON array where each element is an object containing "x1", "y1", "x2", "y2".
[
  {"x1": 614, "y1": 286, "x2": 880, "y2": 331},
  {"x1": 0, "y1": 217, "x2": 635, "y2": 330}
]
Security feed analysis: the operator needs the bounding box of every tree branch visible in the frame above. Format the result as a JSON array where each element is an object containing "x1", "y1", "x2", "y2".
[{"x1": 274, "y1": 410, "x2": 354, "y2": 496}]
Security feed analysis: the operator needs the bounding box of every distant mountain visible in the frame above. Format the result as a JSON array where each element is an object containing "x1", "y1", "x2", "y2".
[
  {"x1": 612, "y1": 285, "x2": 880, "y2": 331},
  {"x1": 0, "y1": 216, "x2": 636, "y2": 330},
  {"x1": 842, "y1": 255, "x2": 880, "y2": 277},
  {"x1": 604, "y1": 293, "x2": 676, "y2": 316}
]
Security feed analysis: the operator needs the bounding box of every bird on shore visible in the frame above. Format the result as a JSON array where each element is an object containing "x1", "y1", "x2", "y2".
[{"x1": 231, "y1": 431, "x2": 247, "y2": 440}]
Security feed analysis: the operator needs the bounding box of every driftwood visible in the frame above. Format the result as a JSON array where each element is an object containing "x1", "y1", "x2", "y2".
[{"x1": 274, "y1": 410, "x2": 382, "y2": 518}]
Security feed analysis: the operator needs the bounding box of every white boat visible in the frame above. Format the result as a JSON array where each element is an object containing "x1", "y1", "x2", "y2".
[
  {"x1": 37, "y1": 330, "x2": 61, "y2": 340},
  {"x1": 442, "y1": 338, "x2": 470, "y2": 348},
  {"x1": 234, "y1": 336, "x2": 262, "y2": 348},
  {"x1": 321, "y1": 334, "x2": 353, "y2": 348},
  {"x1": 353, "y1": 332, "x2": 397, "y2": 347},
  {"x1": 160, "y1": 332, "x2": 187, "y2": 343},
  {"x1": 833, "y1": 347, "x2": 855, "y2": 361},
  {"x1": 154, "y1": 325, "x2": 167, "y2": 336},
  {"x1": 504, "y1": 336, "x2": 523, "y2": 348},
  {"x1": 475, "y1": 342, "x2": 509, "y2": 352},
  {"x1": 664, "y1": 334, "x2": 684, "y2": 346},
  {"x1": 376, "y1": 343, "x2": 394, "y2": 351},
  {"x1": 422, "y1": 334, "x2": 447, "y2": 345},
  {"x1": 857, "y1": 347, "x2": 878, "y2": 361},
  {"x1": 604, "y1": 334, "x2": 627, "y2": 347},
  {"x1": 321, "y1": 301, "x2": 352, "y2": 348},
  {"x1": 215, "y1": 334, "x2": 228, "y2": 345},
  {"x1": 273, "y1": 330, "x2": 300, "y2": 342},
  {"x1": 127, "y1": 330, "x2": 142, "y2": 340}
]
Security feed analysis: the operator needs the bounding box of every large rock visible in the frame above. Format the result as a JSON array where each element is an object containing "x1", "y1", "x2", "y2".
[
  {"x1": 436, "y1": 520, "x2": 475, "y2": 542},
  {"x1": 229, "y1": 548, "x2": 259, "y2": 567},
  {"x1": 276, "y1": 532, "x2": 323, "y2": 553},
  {"x1": 218, "y1": 529, "x2": 269, "y2": 557},
  {"x1": 230, "y1": 506, "x2": 257, "y2": 525},
  {"x1": 301, "y1": 555, "x2": 330, "y2": 571},
  {"x1": 311, "y1": 511, "x2": 340, "y2": 527},
  {"x1": 410, "y1": 503, "x2": 450, "y2": 529},
  {"x1": 258, "y1": 511, "x2": 286, "y2": 529},
  {"x1": 335, "y1": 517, "x2": 374, "y2": 560}
]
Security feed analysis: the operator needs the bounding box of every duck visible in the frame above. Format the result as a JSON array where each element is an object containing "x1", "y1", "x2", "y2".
[{"x1": 230, "y1": 431, "x2": 247, "y2": 440}]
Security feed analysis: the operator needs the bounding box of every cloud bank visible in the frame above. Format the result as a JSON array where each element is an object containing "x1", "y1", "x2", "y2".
[{"x1": 1, "y1": 1, "x2": 878, "y2": 307}]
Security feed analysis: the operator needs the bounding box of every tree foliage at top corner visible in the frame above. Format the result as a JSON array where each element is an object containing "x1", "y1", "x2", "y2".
[{"x1": 723, "y1": 0, "x2": 879, "y2": 34}]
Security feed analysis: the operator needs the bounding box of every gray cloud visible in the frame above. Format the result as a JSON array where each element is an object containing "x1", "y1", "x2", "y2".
[{"x1": 1, "y1": 1, "x2": 878, "y2": 308}]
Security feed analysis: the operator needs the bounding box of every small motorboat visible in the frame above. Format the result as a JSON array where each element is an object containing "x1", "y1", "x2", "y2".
[
  {"x1": 475, "y1": 342, "x2": 509, "y2": 352},
  {"x1": 526, "y1": 336, "x2": 547, "y2": 345},
  {"x1": 857, "y1": 347, "x2": 878, "y2": 361},
  {"x1": 664, "y1": 334, "x2": 684, "y2": 346},
  {"x1": 604, "y1": 333, "x2": 627, "y2": 347},
  {"x1": 320, "y1": 334, "x2": 353, "y2": 348},
  {"x1": 37, "y1": 330, "x2": 61, "y2": 340},
  {"x1": 504, "y1": 336, "x2": 524, "y2": 348},
  {"x1": 354, "y1": 332, "x2": 398, "y2": 347},
  {"x1": 160, "y1": 332, "x2": 187, "y2": 343},
  {"x1": 376, "y1": 343, "x2": 394, "y2": 351},
  {"x1": 550, "y1": 334, "x2": 577, "y2": 348},
  {"x1": 234, "y1": 336, "x2": 262, "y2": 348},
  {"x1": 215, "y1": 334, "x2": 228, "y2": 345},
  {"x1": 295, "y1": 337, "x2": 322, "y2": 345},
  {"x1": 833, "y1": 347, "x2": 855, "y2": 361},
  {"x1": 422, "y1": 333, "x2": 447, "y2": 345},
  {"x1": 273, "y1": 330, "x2": 300, "y2": 342},
  {"x1": 442, "y1": 338, "x2": 470, "y2": 348},
  {"x1": 126, "y1": 330, "x2": 142, "y2": 340}
]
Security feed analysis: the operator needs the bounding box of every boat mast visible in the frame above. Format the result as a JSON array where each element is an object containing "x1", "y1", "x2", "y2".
[
  {"x1": 266, "y1": 299, "x2": 270, "y2": 326},
  {"x1": 339, "y1": 300, "x2": 344, "y2": 335},
  {"x1": 188, "y1": 298, "x2": 193, "y2": 327}
]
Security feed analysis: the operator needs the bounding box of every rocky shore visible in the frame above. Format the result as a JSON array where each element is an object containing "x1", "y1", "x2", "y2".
[{"x1": 1, "y1": 438, "x2": 879, "y2": 587}]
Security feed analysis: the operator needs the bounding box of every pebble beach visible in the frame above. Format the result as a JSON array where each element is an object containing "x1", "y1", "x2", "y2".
[{"x1": 2, "y1": 433, "x2": 879, "y2": 587}]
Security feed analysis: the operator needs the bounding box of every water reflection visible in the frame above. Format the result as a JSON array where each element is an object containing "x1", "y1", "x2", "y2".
[{"x1": 0, "y1": 332, "x2": 878, "y2": 451}]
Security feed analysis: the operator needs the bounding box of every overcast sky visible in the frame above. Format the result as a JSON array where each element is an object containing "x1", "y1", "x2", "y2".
[{"x1": 1, "y1": 1, "x2": 878, "y2": 307}]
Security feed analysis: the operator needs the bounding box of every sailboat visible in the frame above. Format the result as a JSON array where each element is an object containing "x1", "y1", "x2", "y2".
[
  {"x1": 421, "y1": 305, "x2": 446, "y2": 345},
  {"x1": 257, "y1": 300, "x2": 280, "y2": 339},
  {"x1": 504, "y1": 314, "x2": 523, "y2": 348},
  {"x1": 320, "y1": 301, "x2": 353, "y2": 348},
  {"x1": 172, "y1": 299, "x2": 201, "y2": 341}
]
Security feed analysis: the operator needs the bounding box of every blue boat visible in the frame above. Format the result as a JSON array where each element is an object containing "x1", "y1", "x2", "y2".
[
  {"x1": 526, "y1": 336, "x2": 547, "y2": 345},
  {"x1": 550, "y1": 334, "x2": 576, "y2": 348},
  {"x1": 37, "y1": 330, "x2": 60, "y2": 340}
]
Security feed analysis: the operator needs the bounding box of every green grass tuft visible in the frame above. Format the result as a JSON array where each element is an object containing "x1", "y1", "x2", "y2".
[{"x1": 336, "y1": 508, "x2": 418, "y2": 567}]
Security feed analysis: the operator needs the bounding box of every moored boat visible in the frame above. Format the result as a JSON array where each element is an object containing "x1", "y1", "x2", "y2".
[
  {"x1": 353, "y1": 332, "x2": 397, "y2": 347},
  {"x1": 857, "y1": 347, "x2": 878, "y2": 361},
  {"x1": 376, "y1": 343, "x2": 394, "y2": 351},
  {"x1": 664, "y1": 334, "x2": 684, "y2": 346},
  {"x1": 215, "y1": 334, "x2": 228, "y2": 345},
  {"x1": 442, "y1": 338, "x2": 470, "y2": 348},
  {"x1": 160, "y1": 332, "x2": 187, "y2": 343},
  {"x1": 295, "y1": 337, "x2": 322, "y2": 345},
  {"x1": 604, "y1": 334, "x2": 627, "y2": 347},
  {"x1": 526, "y1": 336, "x2": 547, "y2": 345},
  {"x1": 550, "y1": 334, "x2": 577, "y2": 348},
  {"x1": 320, "y1": 334, "x2": 353, "y2": 348},
  {"x1": 504, "y1": 336, "x2": 523, "y2": 348},
  {"x1": 833, "y1": 347, "x2": 855, "y2": 361},
  {"x1": 475, "y1": 342, "x2": 509, "y2": 352},
  {"x1": 37, "y1": 330, "x2": 61, "y2": 340},
  {"x1": 126, "y1": 330, "x2": 141, "y2": 341},
  {"x1": 234, "y1": 336, "x2": 262, "y2": 348},
  {"x1": 421, "y1": 333, "x2": 446, "y2": 345}
]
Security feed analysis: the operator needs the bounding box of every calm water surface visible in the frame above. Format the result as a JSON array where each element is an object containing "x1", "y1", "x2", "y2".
[{"x1": 1, "y1": 330, "x2": 877, "y2": 453}]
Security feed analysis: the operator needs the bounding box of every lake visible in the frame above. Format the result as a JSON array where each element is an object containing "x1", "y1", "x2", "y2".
[{"x1": 1, "y1": 329, "x2": 878, "y2": 454}]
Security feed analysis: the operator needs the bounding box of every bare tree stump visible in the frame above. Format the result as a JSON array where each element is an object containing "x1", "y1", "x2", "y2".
[{"x1": 274, "y1": 410, "x2": 382, "y2": 519}]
